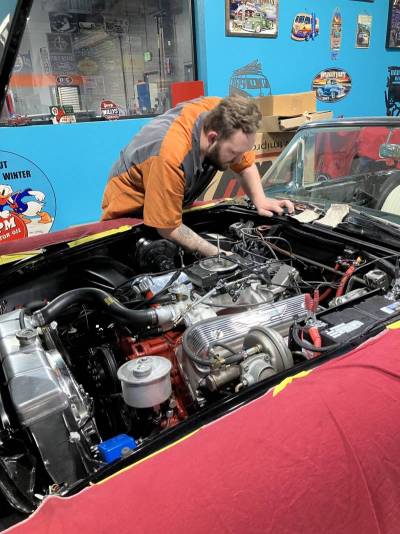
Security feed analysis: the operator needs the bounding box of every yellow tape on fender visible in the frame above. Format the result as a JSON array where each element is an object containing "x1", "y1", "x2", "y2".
[
  {"x1": 96, "y1": 429, "x2": 200, "y2": 485},
  {"x1": 67, "y1": 225, "x2": 133, "y2": 248},
  {"x1": 273, "y1": 370, "x2": 313, "y2": 397},
  {"x1": 0, "y1": 250, "x2": 42, "y2": 265}
]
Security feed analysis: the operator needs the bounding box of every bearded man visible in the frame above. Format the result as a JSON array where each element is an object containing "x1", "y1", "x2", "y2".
[{"x1": 101, "y1": 95, "x2": 293, "y2": 257}]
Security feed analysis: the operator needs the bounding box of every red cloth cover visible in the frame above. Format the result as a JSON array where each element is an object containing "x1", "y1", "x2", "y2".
[
  {"x1": 7, "y1": 329, "x2": 400, "y2": 534},
  {"x1": 0, "y1": 218, "x2": 142, "y2": 255}
]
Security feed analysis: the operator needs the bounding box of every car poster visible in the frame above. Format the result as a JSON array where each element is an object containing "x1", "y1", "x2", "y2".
[
  {"x1": 312, "y1": 68, "x2": 352, "y2": 103},
  {"x1": 386, "y1": 0, "x2": 400, "y2": 50},
  {"x1": 385, "y1": 66, "x2": 400, "y2": 116},
  {"x1": 0, "y1": 152, "x2": 56, "y2": 241},
  {"x1": 291, "y1": 12, "x2": 319, "y2": 41},
  {"x1": 330, "y1": 8, "x2": 342, "y2": 59},
  {"x1": 356, "y1": 13, "x2": 372, "y2": 48},
  {"x1": 225, "y1": 0, "x2": 279, "y2": 38}
]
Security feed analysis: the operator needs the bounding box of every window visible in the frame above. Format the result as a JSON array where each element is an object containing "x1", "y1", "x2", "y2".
[{"x1": 2, "y1": 0, "x2": 195, "y2": 124}]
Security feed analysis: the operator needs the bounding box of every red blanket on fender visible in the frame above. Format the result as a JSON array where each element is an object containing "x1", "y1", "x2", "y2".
[{"x1": 7, "y1": 328, "x2": 400, "y2": 534}]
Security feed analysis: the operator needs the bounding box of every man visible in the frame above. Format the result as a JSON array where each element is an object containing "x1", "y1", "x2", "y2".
[{"x1": 102, "y1": 95, "x2": 294, "y2": 257}]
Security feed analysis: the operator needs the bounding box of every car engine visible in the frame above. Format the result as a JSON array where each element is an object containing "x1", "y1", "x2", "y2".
[{"x1": 0, "y1": 214, "x2": 398, "y2": 518}]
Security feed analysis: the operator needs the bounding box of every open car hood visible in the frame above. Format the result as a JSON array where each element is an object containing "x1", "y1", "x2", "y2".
[{"x1": 0, "y1": 1, "x2": 33, "y2": 113}]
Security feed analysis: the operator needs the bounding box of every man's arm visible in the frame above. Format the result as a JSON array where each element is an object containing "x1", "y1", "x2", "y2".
[
  {"x1": 158, "y1": 224, "x2": 220, "y2": 257},
  {"x1": 238, "y1": 163, "x2": 294, "y2": 216}
]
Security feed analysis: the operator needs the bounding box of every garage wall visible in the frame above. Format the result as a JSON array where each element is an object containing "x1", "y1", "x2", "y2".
[
  {"x1": 195, "y1": 0, "x2": 392, "y2": 117},
  {"x1": 0, "y1": 118, "x2": 149, "y2": 232},
  {"x1": 0, "y1": 0, "x2": 396, "y2": 235}
]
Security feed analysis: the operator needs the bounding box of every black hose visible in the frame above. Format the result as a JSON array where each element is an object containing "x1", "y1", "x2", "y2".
[
  {"x1": 32, "y1": 288, "x2": 158, "y2": 329},
  {"x1": 292, "y1": 323, "x2": 342, "y2": 353},
  {"x1": 362, "y1": 251, "x2": 396, "y2": 277}
]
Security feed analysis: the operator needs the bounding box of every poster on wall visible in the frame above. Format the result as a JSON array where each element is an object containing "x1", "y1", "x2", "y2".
[
  {"x1": 386, "y1": 0, "x2": 400, "y2": 49},
  {"x1": 330, "y1": 8, "x2": 342, "y2": 59},
  {"x1": 385, "y1": 66, "x2": 400, "y2": 115},
  {"x1": 229, "y1": 60, "x2": 272, "y2": 97},
  {"x1": 225, "y1": 0, "x2": 278, "y2": 38},
  {"x1": 49, "y1": 12, "x2": 79, "y2": 33},
  {"x1": 356, "y1": 14, "x2": 372, "y2": 48},
  {"x1": 0, "y1": 152, "x2": 56, "y2": 241},
  {"x1": 291, "y1": 12, "x2": 319, "y2": 41},
  {"x1": 312, "y1": 68, "x2": 352, "y2": 103}
]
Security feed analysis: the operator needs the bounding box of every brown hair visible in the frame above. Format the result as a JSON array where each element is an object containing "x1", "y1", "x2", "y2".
[{"x1": 203, "y1": 95, "x2": 261, "y2": 140}]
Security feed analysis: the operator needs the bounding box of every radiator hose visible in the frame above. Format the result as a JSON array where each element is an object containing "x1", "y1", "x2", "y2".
[{"x1": 31, "y1": 288, "x2": 158, "y2": 329}]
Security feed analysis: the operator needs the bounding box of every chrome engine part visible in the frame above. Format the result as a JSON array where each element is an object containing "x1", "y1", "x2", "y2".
[
  {"x1": 179, "y1": 294, "x2": 307, "y2": 403},
  {"x1": 118, "y1": 356, "x2": 172, "y2": 408},
  {"x1": 239, "y1": 326, "x2": 294, "y2": 387},
  {"x1": 139, "y1": 259, "x2": 301, "y2": 329},
  {"x1": 0, "y1": 310, "x2": 100, "y2": 487}
]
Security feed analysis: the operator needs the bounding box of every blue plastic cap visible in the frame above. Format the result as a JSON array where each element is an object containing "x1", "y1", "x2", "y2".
[{"x1": 97, "y1": 434, "x2": 138, "y2": 463}]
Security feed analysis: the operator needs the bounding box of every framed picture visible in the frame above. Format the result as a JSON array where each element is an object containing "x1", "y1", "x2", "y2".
[
  {"x1": 386, "y1": 0, "x2": 400, "y2": 49},
  {"x1": 225, "y1": 0, "x2": 279, "y2": 38}
]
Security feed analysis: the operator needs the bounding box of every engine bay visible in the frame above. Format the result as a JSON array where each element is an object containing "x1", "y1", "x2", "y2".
[{"x1": 0, "y1": 206, "x2": 400, "y2": 520}]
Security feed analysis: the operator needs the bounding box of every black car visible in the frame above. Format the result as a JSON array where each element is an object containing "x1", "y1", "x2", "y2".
[{"x1": 1, "y1": 1, "x2": 400, "y2": 530}]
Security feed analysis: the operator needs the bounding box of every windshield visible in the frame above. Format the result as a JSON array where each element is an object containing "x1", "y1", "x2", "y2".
[{"x1": 262, "y1": 123, "x2": 400, "y2": 223}]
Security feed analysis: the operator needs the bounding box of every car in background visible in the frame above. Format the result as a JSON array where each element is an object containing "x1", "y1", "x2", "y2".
[
  {"x1": 243, "y1": 12, "x2": 273, "y2": 33},
  {"x1": 317, "y1": 78, "x2": 346, "y2": 100}
]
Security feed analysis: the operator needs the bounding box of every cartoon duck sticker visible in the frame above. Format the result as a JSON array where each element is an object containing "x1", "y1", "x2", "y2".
[
  {"x1": 0, "y1": 185, "x2": 52, "y2": 223},
  {"x1": 330, "y1": 8, "x2": 342, "y2": 59}
]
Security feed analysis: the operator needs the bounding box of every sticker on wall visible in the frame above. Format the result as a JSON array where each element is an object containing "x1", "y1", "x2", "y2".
[
  {"x1": 50, "y1": 105, "x2": 76, "y2": 124},
  {"x1": 291, "y1": 12, "x2": 319, "y2": 41},
  {"x1": 229, "y1": 60, "x2": 271, "y2": 97},
  {"x1": 49, "y1": 12, "x2": 78, "y2": 33},
  {"x1": 385, "y1": 66, "x2": 400, "y2": 116},
  {"x1": 356, "y1": 13, "x2": 372, "y2": 48},
  {"x1": 47, "y1": 33, "x2": 73, "y2": 54},
  {"x1": 330, "y1": 8, "x2": 342, "y2": 60},
  {"x1": 225, "y1": 0, "x2": 279, "y2": 38},
  {"x1": 312, "y1": 68, "x2": 352, "y2": 103},
  {"x1": 0, "y1": 152, "x2": 56, "y2": 240},
  {"x1": 386, "y1": 1, "x2": 400, "y2": 50},
  {"x1": 101, "y1": 100, "x2": 121, "y2": 120}
]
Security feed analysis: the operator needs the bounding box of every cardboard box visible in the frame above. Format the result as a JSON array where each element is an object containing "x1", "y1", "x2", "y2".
[
  {"x1": 261, "y1": 111, "x2": 334, "y2": 132},
  {"x1": 199, "y1": 130, "x2": 295, "y2": 201},
  {"x1": 255, "y1": 91, "x2": 316, "y2": 117}
]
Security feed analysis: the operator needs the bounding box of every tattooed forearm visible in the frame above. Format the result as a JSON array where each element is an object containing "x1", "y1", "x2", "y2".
[{"x1": 157, "y1": 224, "x2": 219, "y2": 257}]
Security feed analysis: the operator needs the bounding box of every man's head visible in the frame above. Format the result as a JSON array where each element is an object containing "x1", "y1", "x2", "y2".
[{"x1": 202, "y1": 95, "x2": 261, "y2": 171}]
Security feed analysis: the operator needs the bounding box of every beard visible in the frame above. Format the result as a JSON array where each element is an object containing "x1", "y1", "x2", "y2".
[{"x1": 204, "y1": 143, "x2": 230, "y2": 171}]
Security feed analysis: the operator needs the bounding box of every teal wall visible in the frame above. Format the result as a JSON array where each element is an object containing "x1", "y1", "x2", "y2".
[
  {"x1": 196, "y1": 0, "x2": 392, "y2": 117},
  {"x1": 0, "y1": 119, "x2": 149, "y2": 231},
  {"x1": 0, "y1": 0, "x2": 396, "y2": 233}
]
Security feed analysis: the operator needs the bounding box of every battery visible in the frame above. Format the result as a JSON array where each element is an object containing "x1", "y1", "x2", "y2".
[{"x1": 320, "y1": 294, "x2": 400, "y2": 345}]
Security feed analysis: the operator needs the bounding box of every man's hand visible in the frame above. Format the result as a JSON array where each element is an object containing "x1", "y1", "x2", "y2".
[
  {"x1": 253, "y1": 197, "x2": 294, "y2": 217},
  {"x1": 238, "y1": 164, "x2": 294, "y2": 217}
]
